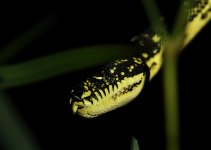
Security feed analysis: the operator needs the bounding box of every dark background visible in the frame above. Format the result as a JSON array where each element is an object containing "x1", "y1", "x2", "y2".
[{"x1": 1, "y1": 0, "x2": 210, "y2": 150}]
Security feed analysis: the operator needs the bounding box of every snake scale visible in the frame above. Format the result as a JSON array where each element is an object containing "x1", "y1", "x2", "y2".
[{"x1": 69, "y1": 0, "x2": 211, "y2": 118}]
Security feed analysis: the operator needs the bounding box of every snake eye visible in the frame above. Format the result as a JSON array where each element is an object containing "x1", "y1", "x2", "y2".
[
  {"x1": 102, "y1": 76, "x2": 108, "y2": 82},
  {"x1": 103, "y1": 74, "x2": 115, "y2": 84}
]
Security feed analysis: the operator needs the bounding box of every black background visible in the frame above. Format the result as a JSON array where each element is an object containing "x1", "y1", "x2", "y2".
[{"x1": 1, "y1": 0, "x2": 210, "y2": 150}]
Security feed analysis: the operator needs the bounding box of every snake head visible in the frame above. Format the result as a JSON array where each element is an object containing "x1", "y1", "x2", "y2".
[{"x1": 69, "y1": 58, "x2": 149, "y2": 118}]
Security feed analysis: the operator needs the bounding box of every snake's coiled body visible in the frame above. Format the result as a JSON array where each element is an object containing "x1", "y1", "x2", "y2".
[{"x1": 70, "y1": 0, "x2": 211, "y2": 118}]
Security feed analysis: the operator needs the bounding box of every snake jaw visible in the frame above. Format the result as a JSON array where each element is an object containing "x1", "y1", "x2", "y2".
[
  {"x1": 71, "y1": 101, "x2": 84, "y2": 114},
  {"x1": 72, "y1": 103, "x2": 78, "y2": 113}
]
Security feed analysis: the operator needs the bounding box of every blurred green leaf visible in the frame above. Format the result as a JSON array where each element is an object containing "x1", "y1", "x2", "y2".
[
  {"x1": 141, "y1": 0, "x2": 168, "y2": 38},
  {"x1": 0, "y1": 91, "x2": 40, "y2": 150},
  {"x1": 0, "y1": 44, "x2": 134, "y2": 89},
  {"x1": 130, "y1": 136, "x2": 140, "y2": 150},
  {"x1": 0, "y1": 14, "x2": 57, "y2": 64}
]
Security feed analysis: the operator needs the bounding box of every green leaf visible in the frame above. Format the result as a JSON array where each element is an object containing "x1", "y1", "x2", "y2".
[
  {"x1": 0, "y1": 91, "x2": 41, "y2": 150},
  {"x1": 130, "y1": 136, "x2": 140, "y2": 150},
  {"x1": 0, "y1": 44, "x2": 134, "y2": 89},
  {"x1": 141, "y1": 0, "x2": 168, "y2": 38}
]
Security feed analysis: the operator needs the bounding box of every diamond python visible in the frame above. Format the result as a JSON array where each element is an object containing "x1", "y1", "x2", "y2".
[{"x1": 69, "y1": 0, "x2": 211, "y2": 118}]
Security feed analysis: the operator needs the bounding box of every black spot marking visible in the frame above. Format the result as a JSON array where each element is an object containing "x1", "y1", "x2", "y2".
[
  {"x1": 112, "y1": 79, "x2": 144, "y2": 101},
  {"x1": 150, "y1": 62, "x2": 157, "y2": 69},
  {"x1": 131, "y1": 28, "x2": 162, "y2": 62},
  {"x1": 97, "y1": 91, "x2": 104, "y2": 99},
  {"x1": 201, "y1": 13, "x2": 207, "y2": 19},
  {"x1": 187, "y1": 0, "x2": 209, "y2": 22},
  {"x1": 102, "y1": 89, "x2": 107, "y2": 97},
  {"x1": 112, "y1": 84, "x2": 116, "y2": 91}
]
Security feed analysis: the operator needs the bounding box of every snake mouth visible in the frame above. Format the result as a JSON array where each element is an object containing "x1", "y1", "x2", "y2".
[
  {"x1": 70, "y1": 73, "x2": 147, "y2": 118},
  {"x1": 70, "y1": 96, "x2": 85, "y2": 113}
]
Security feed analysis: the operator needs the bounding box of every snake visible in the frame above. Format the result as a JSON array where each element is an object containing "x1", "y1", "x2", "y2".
[{"x1": 69, "y1": 0, "x2": 211, "y2": 118}]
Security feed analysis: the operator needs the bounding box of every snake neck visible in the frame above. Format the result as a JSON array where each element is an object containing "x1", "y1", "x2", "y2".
[
  {"x1": 182, "y1": 0, "x2": 211, "y2": 48},
  {"x1": 131, "y1": 30, "x2": 165, "y2": 80}
]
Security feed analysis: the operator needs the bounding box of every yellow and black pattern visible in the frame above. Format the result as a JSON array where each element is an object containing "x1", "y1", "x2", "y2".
[
  {"x1": 183, "y1": 0, "x2": 211, "y2": 47},
  {"x1": 70, "y1": 57, "x2": 149, "y2": 118},
  {"x1": 70, "y1": 0, "x2": 211, "y2": 118},
  {"x1": 131, "y1": 29, "x2": 164, "y2": 80}
]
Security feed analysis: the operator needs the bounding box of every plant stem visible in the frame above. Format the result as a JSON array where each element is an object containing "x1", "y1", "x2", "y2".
[{"x1": 163, "y1": 40, "x2": 180, "y2": 150}]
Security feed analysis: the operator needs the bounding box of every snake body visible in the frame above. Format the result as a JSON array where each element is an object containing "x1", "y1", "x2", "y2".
[{"x1": 70, "y1": 0, "x2": 211, "y2": 118}]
